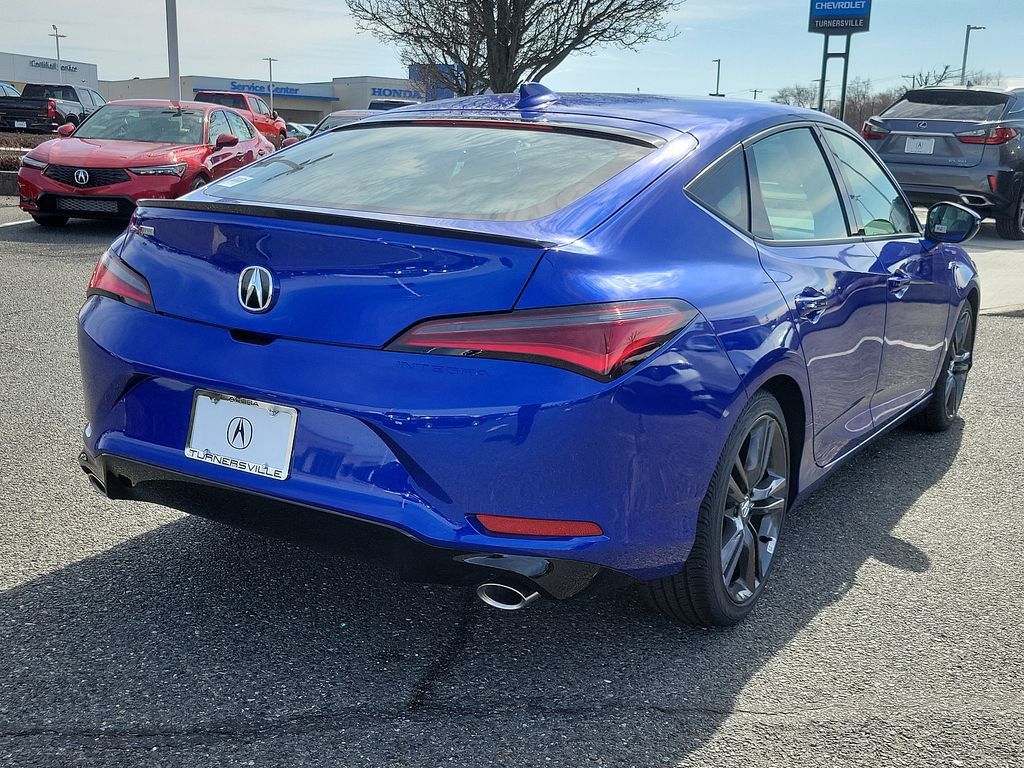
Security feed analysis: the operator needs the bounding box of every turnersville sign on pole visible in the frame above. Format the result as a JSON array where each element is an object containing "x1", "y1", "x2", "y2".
[{"x1": 809, "y1": 0, "x2": 871, "y2": 120}]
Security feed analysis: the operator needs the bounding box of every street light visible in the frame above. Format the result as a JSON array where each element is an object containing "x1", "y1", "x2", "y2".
[
  {"x1": 710, "y1": 59, "x2": 724, "y2": 97},
  {"x1": 262, "y1": 57, "x2": 278, "y2": 113},
  {"x1": 48, "y1": 25, "x2": 67, "y2": 84},
  {"x1": 960, "y1": 25, "x2": 985, "y2": 85}
]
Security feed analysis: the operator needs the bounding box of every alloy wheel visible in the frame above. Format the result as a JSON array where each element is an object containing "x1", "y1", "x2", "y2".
[
  {"x1": 944, "y1": 310, "x2": 973, "y2": 419},
  {"x1": 721, "y1": 414, "x2": 788, "y2": 604}
]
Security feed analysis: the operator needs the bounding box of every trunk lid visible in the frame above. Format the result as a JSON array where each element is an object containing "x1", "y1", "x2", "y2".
[{"x1": 121, "y1": 203, "x2": 549, "y2": 348}]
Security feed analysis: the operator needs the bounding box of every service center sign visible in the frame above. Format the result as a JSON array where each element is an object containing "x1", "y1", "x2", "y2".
[{"x1": 809, "y1": 0, "x2": 871, "y2": 34}]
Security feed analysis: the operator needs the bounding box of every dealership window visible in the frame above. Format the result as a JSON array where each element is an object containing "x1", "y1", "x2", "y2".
[
  {"x1": 688, "y1": 149, "x2": 750, "y2": 232},
  {"x1": 205, "y1": 123, "x2": 653, "y2": 221},
  {"x1": 748, "y1": 128, "x2": 849, "y2": 241},
  {"x1": 822, "y1": 129, "x2": 915, "y2": 236}
]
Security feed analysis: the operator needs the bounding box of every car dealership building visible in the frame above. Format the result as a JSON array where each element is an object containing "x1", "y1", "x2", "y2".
[
  {"x1": 0, "y1": 50, "x2": 99, "y2": 90},
  {"x1": 100, "y1": 74, "x2": 426, "y2": 123}
]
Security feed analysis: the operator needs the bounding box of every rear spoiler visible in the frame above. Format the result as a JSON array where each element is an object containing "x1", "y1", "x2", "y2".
[{"x1": 136, "y1": 198, "x2": 559, "y2": 249}]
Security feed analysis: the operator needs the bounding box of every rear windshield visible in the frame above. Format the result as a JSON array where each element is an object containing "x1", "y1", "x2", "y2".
[
  {"x1": 23, "y1": 84, "x2": 79, "y2": 101},
  {"x1": 195, "y1": 92, "x2": 247, "y2": 110},
  {"x1": 205, "y1": 123, "x2": 652, "y2": 221},
  {"x1": 75, "y1": 105, "x2": 206, "y2": 144},
  {"x1": 882, "y1": 89, "x2": 1009, "y2": 121}
]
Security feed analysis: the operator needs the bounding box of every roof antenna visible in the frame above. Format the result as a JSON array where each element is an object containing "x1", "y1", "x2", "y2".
[{"x1": 515, "y1": 82, "x2": 559, "y2": 110}]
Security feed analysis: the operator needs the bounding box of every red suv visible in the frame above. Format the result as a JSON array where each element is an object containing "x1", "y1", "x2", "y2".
[{"x1": 194, "y1": 90, "x2": 288, "y2": 147}]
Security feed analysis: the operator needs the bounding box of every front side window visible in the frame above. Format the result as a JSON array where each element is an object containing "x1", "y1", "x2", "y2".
[
  {"x1": 254, "y1": 98, "x2": 271, "y2": 115},
  {"x1": 823, "y1": 129, "x2": 915, "y2": 236},
  {"x1": 204, "y1": 123, "x2": 653, "y2": 222},
  {"x1": 748, "y1": 128, "x2": 849, "y2": 241},
  {"x1": 90, "y1": 90, "x2": 106, "y2": 106},
  {"x1": 208, "y1": 110, "x2": 230, "y2": 142},
  {"x1": 78, "y1": 90, "x2": 95, "y2": 106},
  {"x1": 73, "y1": 105, "x2": 205, "y2": 144},
  {"x1": 688, "y1": 149, "x2": 749, "y2": 232},
  {"x1": 225, "y1": 111, "x2": 253, "y2": 140}
]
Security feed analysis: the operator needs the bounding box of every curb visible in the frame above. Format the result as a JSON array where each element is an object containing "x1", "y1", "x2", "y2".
[{"x1": 979, "y1": 304, "x2": 1024, "y2": 318}]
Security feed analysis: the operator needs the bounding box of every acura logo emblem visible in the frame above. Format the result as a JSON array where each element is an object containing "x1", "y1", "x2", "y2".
[
  {"x1": 74, "y1": 169, "x2": 90, "y2": 186},
  {"x1": 238, "y1": 266, "x2": 273, "y2": 312},
  {"x1": 226, "y1": 416, "x2": 253, "y2": 450},
  {"x1": 917, "y1": 121, "x2": 928, "y2": 129}
]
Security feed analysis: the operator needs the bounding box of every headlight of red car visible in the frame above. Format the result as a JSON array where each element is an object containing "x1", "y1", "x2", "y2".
[
  {"x1": 20, "y1": 155, "x2": 47, "y2": 170},
  {"x1": 128, "y1": 163, "x2": 187, "y2": 177}
]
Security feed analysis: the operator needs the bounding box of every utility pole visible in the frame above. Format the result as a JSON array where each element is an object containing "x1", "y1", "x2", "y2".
[
  {"x1": 960, "y1": 25, "x2": 985, "y2": 85},
  {"x1": 262, "y1": 57, "x2": 279, "y2": 112},
  {"x1": 165, "y1": 0, "x2": 181, "y2": 101},
  {"x1": 710, "y1": 59, "x2": 724, "y2": 97},
  {"x1": 48, "y1": 25, "x2": 67, "y2": 84},
  {"x1": 750, "y1": 88, "x2": 762, "y2": 100}
]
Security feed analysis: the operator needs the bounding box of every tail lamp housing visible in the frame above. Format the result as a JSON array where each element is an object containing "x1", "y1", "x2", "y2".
[
  {"x1": 47, "y1": 99, "x2": 57, "y2": 121},
  {"x1": 861, "y1": 121, "x2": 888, "y2": 141},
  {"x1": 87, "y1": 249, "x2": 153, "y2": 310},
  {"x1": 955, "y1": 126, "x2": 1019, "y2": 145},
  {"x1": 386, "y1": 299, "x2": 698, "y2": 381}
]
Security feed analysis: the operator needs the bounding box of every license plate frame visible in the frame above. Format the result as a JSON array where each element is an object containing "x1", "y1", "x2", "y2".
[
  {"x1": 905, "y1": 137, "x2": 935, "y2": 155},
  {"x1": 184, "y1": 390, "x2": 297, "y2": 481}
]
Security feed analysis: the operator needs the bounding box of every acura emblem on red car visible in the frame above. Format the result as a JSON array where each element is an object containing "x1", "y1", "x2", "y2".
[{"x1": 74, "y1": 169, "x2": 90, "y2": 186}]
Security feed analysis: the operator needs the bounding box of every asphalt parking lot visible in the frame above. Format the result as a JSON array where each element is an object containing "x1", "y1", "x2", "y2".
[{"x1": 1, "y1": 196, "x2": 1022, "y2": 767}]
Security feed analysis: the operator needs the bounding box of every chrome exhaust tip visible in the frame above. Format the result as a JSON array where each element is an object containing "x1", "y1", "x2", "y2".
[{"x1": 476, "y1": 582, "x2": 541, "y2": 611}]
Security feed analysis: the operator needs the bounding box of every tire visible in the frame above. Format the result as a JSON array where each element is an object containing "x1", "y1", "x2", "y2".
[
  {"x1": 994, "y1": 188, "x2": 1024, "y2": 240},
  {"x1": 190, "y1": 176, "x2": 208, "y2": 191},
  {"x1": 641, "y1": 390, "x2": 790, "y2": 626},
  {"x1": 31, "y1": 214, "x2": 69, "y2": 227},
  {"x1": 911, "y1": 304, "x2": 975, "y2": 432}
]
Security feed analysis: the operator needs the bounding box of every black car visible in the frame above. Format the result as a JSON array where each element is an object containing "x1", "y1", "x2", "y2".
[
  {"x1": 0, "y1": 83, "x2": 106, "y2": 133},
  {"x1": 862, "y1": 87, "x2": 1024, "y2": 239}
]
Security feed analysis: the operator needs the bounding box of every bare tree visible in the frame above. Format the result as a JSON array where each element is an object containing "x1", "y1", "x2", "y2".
[
  {"x1": 346, "y1": 0, "x2": 682, "y2": 96},
  {"x1": 771, "y1": 83, "x2": 818, "y2": 109}
]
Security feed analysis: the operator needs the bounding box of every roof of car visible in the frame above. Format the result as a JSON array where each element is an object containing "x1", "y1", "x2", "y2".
[
  {"x1": 388, "y1": 91, "x2": 832, "y2": 143},
  {"x1": 908, "y1": 85, "x2": 1024, "y2": 95},
  {"x1": 107, "y1": 98, "x2": 222, "y2": 111},
  {"x1": 326, "y1": 109, "x2": 377, "y2": 118}
]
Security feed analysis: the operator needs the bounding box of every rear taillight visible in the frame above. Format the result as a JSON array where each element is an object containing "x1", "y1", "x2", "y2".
[
  {"x1": 955, "y1": 126, "x2": 1019, "y2": 145},
  {"x1": 47, "y1": 99, "x2": 56, "y2": 121},
  {"x1": 861, "y1": 121, "x2": 888, "y2": 140},
  {"x1": 87, "y1": 250, "x2": 153, "y2": 309},
  {"x1": 386, "y1": 299, "x2": 698, "y2": 381}
]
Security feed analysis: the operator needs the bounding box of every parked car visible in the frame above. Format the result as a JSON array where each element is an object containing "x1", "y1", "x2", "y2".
[
  {"x1": 193, "y1": 90, "x2": 288, "y2": 147},
  {"x1": 281, "y1": 109, "x2": 375, "y2": 146},
  {"x1": 0, "y1": 82, "x2": 104, "y2": 133},
  {"x1": 78, "y1": 85, "x2": 980, "y2": 626},
  {"x1": 863, "y1": 86, "x2": 1024, "y2": 239},
  {"x1": 18, "y1": 99, "x2": 274, "y2": 225},
  {"x1": 367, "y1": 98, "x2": 420, "y2": 111},
  {"x1": 0, "y1": 81, "x2": 20, "y2": 97},
  {"x1": 285, "y1": 121, "x2": 310, "y2": 138}
]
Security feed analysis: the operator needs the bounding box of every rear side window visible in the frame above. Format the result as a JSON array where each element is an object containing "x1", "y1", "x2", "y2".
[
  {"x1": 23, "y1": 84, "x2": 77, "y2": 101},
  {"x1": 688, "y1": 150, "x2": 749, "y2": 232},
  {"x1": 748, "y1": 128, "x2": 849, "y2": 241},
  {"x1": 882, "y1": 89, "x2": 1009, "y2": 121},
  {"x1": 822, "y1": 129, "x2": 916, "y2": 236},
  {"x1": 205, "y1": 123, "x2": 653, "y2": 222}
]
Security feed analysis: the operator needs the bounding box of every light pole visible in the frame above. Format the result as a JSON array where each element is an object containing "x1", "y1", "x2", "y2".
[
  {"x1": 960, "y1": 25, "x2": 985, "y2": 85},
  {"x1": 48, "y1": 25, "x2": 67, "y2": 84},
  {"x1": 710, "y1": 59, "x2": 724, "y2": 97},
  {"x1": 165, "y1": 0, "x2": 181, "y2": 101},
  {"x1": 262, "y1": 57, "x2": 278, "y2": 113},
  {"x1": 750, "y1": 88, "x2": 762, "y2": 100}
]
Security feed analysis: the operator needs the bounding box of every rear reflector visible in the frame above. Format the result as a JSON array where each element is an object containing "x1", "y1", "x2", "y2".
[
  {"x1": 476, "y1": 514, "x2": 603, "y2": 537},
  {"x1": 387, "y1": 299, "x2": 698, "y2": 381},
  {"x1": 87, "y1": 249, "x2": 153, "y2": 309},
  {"x1": 988, "y1": 175, "x2": 999, "y2": 192},
  {"x1": 956, "y1": 126, "x2": 1019, "y2": 145}
]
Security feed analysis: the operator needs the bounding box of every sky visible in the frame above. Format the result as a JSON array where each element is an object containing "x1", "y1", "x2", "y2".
[{"x1": 3, "y1": 0, "x2": 1023, "y2": 99}]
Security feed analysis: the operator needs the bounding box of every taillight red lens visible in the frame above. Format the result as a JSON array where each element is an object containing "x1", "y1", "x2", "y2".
[
  {"x1": 47, "y1": 99, "x2": 56, "y2": 121},
  {"x1": 476, "y1": 514, "x2": 604, "y2": 537},
  {"x1": 387, "y1": 299, "x2": 698, "y2": 380},
  {"x1": 87, "y1": 250, "x2": 153, "y2": 309},
  {"x1": 956, "y1": 126, "x2": 1019, "y2": 145},
  {"x1": 861, "y1": 122, "x2": 888, "y2": 140}
]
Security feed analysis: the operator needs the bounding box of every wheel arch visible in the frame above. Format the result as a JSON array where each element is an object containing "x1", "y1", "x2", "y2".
[{"x1": 757, "y1": 374, "x2": 806, "y2": 504}]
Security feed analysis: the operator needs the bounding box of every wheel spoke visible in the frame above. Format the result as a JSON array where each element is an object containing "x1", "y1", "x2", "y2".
[
  {"x1": 732, "y1": 454, "x2": 750, "y2": 495},
  {"x1": 727, "y1": 474, "x2": 747, "y2": 506},
  {"x1": 744, "y1": 419, "x2": 775, "y2": 486},
  {"x1": 750, "y1": 470, "x2": 785, "y2": 502},
  {"x1": 742, "y1": 527, "x2": 758, "y2": 594},
  {"x1": 721, "y1": 526, "x2": 744, "y2": 582}
]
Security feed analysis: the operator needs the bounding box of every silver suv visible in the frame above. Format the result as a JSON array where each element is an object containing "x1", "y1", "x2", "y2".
[{"x1": 862, "y1": 86, "x2": 1024, "y2": 240}]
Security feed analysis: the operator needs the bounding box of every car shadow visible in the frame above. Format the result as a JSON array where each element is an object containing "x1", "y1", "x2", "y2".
[
  {"x1": 0, "y1": 420, "x2": 962, "y2": 765},
  {"x1": 0, "y1": 218, "x2": 126, "y2": 246}
]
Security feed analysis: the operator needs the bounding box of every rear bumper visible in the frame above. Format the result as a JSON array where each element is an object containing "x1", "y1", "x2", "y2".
[
  {"x1": 78, "y1": 450, "x2": 625, "y2": 600},
  {"x1": 0, "y1": 116, "x2": 55, "y2": 133},
  {"x1": 78, "y1": 294, "x2": 744, "y2": 580},
  {"x1": 889, "y1": 164, "x2": 1022, "y2": 216}
]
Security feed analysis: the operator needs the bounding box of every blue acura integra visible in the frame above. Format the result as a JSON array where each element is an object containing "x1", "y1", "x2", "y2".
[{"x1": 78, "y1": 84, "x2": 980, "y2": 625}]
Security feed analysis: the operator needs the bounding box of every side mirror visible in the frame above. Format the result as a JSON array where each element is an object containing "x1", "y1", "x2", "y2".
[
  {"x1": 281, "y1": 136, "x2": 300, "y2": 148},
  {"x1": 924, "y1": 202, "x2": 981, "y2": 245},
  {"x1": 214, "y1": 133, "x2": 239, "y2": 148},
  {"x1": 57, "y1": 123, "x2": 75, "y2": 137},
  {"x1": 272, "y1": 110, "x2": 279, "y2": 119}
]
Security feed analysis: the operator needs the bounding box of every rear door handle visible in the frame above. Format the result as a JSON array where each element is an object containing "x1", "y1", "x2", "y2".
[
  {"x1": 888, "y1": 272, "x2": 912, "y2": 298},
  {"x1": 794, "y1": 291, "x2": 828, "y2": 322}
]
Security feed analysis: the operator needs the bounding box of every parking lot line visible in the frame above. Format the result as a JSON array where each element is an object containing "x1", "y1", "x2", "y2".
[{"x1": 0, "y1": 219, "x2": 31, "y2": 228}]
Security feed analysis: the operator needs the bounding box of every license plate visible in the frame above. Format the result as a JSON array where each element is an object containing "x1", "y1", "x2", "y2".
[
  {"x1": 905, "y1": 137, "x2": 935, "y2": 154},
  {"x1": 184, "y1": 390, "x2": 297, "y2": 480},
  {"x1": 14, "y1": 120, "x2": 26, "y2": 128}
]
